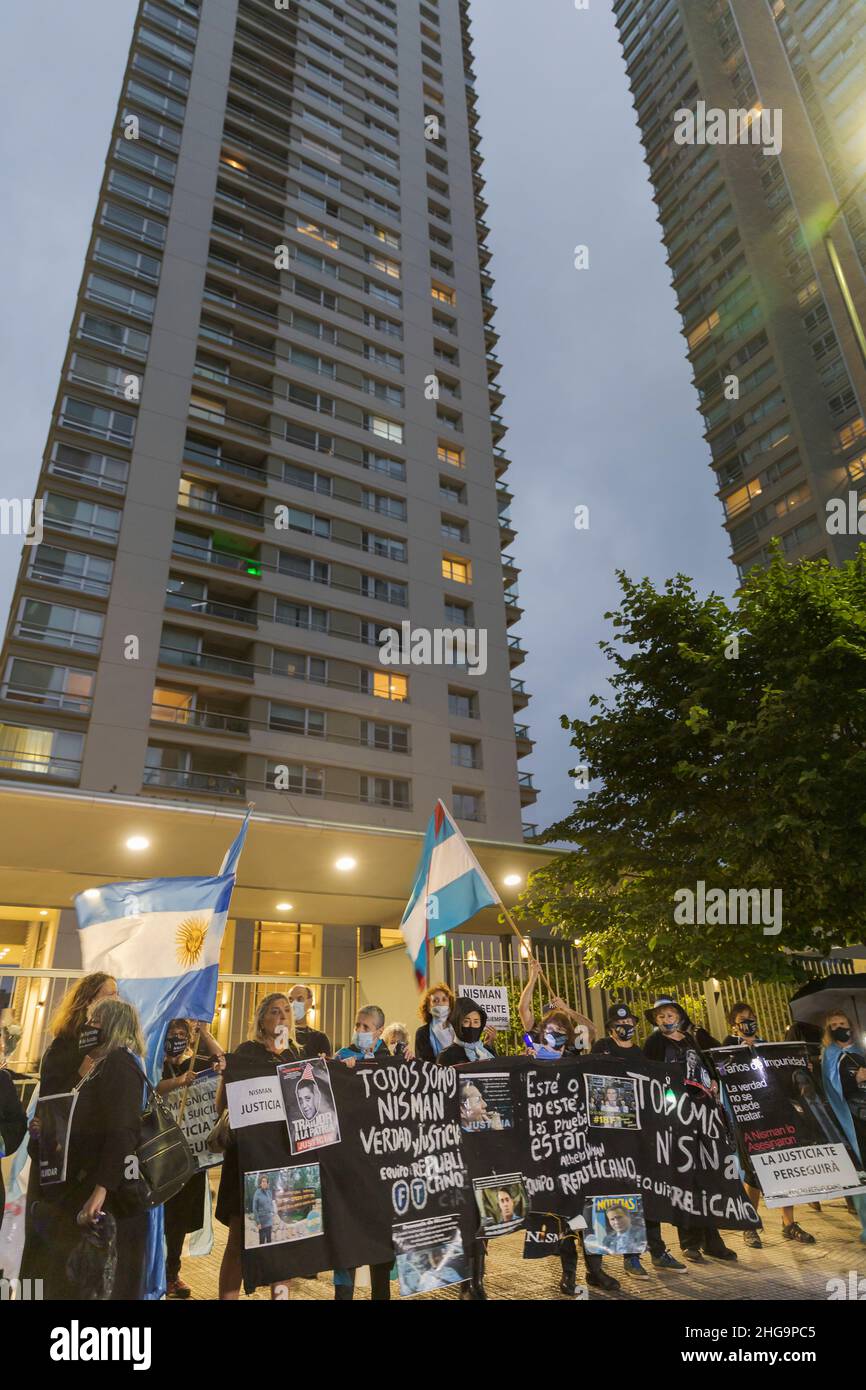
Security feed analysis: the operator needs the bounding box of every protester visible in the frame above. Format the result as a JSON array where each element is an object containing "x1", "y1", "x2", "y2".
[
  {"x1": 287, "y1": 984, "x2": 332, "y2": 1057},
  {"x1": 437, "y1": 997, "x2": 497, "y2": 1067},
  {"x1": 33, "y1": 997, "x2": 148, "y2": 1300},
  {"x1": 336, "y1": 1005, "x2": 390, "y2": 1066},
  {"x1": 19, "y1": 970, "x2": 119, "y2": 1285},
  {"x1": 720, "y1": 1001, "x2": 815, "y2": 1247},
  {"x1": 156, "y1": 1019, "x2": 218, "y2": 1298},
  {"x1": 415, "y1": 982, "x2": 457, "y2": 1061},
  {"x1": 525, "y1": 1007, "x2": 583, "y2": 1061},
  {"x1": 382, "y1": 1021, "x2": 411, "y2": 1056},
  {"x1": 821, "y1": 1009, "x2": 866, "y2": 1243},
  {"x1": 643, "y1": 995, "x2": 736, "y2": 1264},
  {"x1": 586, "y1": 1003, "x2": 686, "y2": 1279},
  {"x1": 518, "y1": 957, "x2": 596, "y2": 1052},
  {"x1": 0, "y1": 1060, "x2": 26, "y2": 1237},
  {"x1": 215, "y1": 994, "x2": 300, "y2": 1299},
  {"x1": 252, "y1": 1173, "x2": 275, "y2": 1245}
]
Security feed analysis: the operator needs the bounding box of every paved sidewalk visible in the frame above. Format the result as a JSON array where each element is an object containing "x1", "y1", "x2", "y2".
[{"x1": 179, "y1": 1184, "x2": 866, "y2": 1301}]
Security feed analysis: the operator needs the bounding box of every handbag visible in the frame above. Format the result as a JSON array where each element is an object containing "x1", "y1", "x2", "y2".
[{"x1": 206, "y1": 1108, "x2": 231, "y2": 1154}]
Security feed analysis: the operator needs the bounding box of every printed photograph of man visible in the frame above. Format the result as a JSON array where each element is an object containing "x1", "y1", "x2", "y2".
[
  {"x1": 474, "y1": 1174, "x2": 528, "y2": 1236},
  {"x1": 296, "y1": 1076, "x2": 322, "y2": 1122},
  {"x1": 460, "y1": 1080, "x2": 504, "y2": 1131},
  {"x1": 586, "y1": 1073, "x2": 640, "y2": 1129}
]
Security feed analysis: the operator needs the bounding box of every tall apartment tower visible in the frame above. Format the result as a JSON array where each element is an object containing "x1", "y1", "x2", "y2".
[
  {"x1": 0, "y1": 0, "x2": 537, "y2": 850},
  {"x1": 614, "y1": 0, "x2": 866, "y2": 576}
]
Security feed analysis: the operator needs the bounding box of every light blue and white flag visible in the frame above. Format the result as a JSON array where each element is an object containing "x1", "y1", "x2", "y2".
[
  {"x1": 400, "y1": 799, "x2": 498, "y2": 985},
  {"x1": 73, "y1": 809, "x2": 251, "y2": 1081}
]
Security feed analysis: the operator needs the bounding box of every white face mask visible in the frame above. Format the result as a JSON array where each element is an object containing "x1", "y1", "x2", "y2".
[
  {"x1": 292, "y1": 1000, "x2": 307, "y2": 1021},
  {"x1": 431, "y1": 1004, "x2": 450, "y2": 1021}
]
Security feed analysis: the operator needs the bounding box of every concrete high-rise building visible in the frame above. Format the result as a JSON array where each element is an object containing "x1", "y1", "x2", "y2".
[
  {"x1": 0, "y1": 0, "x2": 548, "y2": 1012},
  {"x1": 614, "y1": 0, "x2": 866, "y2": 576}
]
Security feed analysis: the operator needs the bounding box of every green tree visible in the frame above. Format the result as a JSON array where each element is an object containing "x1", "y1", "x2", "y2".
[{"x1": 517, "y1": 548, "x2": 866, "y2": 990}]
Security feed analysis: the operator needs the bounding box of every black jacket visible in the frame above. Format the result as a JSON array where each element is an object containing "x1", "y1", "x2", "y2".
[
  {"x1": 0, "y1": 1068, "x2": 27, "y2": 1228},
  {"x1": 437, "y1": 1040, "x2": 498, "y2": 1068},
  {"x1": 643, "y1": 1026, "x2": 719, "y2": 1064}
]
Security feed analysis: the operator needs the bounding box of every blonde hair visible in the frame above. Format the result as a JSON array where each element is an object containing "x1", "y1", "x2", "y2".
[
  {"x1": 823, "y1": 1010, "x2": 853, "y2": 1047},
  {"x1": 51, "y1": 972, "x2": 116, "y2": 1041},
  {"x1": 250, "y1": 992, "x2": 296, "y2": 1046},
  {"x1": 383, "y1": 1021, "x2": 409, "y2": 1048},
  {"x1": 90, "y1": 997, "x2": 145, "y2": 1060}
]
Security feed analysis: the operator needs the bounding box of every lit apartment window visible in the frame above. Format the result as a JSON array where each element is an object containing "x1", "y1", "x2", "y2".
[
  {"x1": 723, "y1": 478, "x2": 763, "y2": 518},
  {"x1": 442, "y1": 555, "x2": 471, "y2": 584},
  {"x1": 687, "y1": 311, "x2": 720, "y2": 351},
  {"x1": 438, "y1": 442, "x2": 464, "y2": 468},
  {"x1": 431, "y1": 281, "x2": 455, "y2": 305},
  {"x1": 369, "y1": 415, "x2": 404, "y2": 444},
  {"x1": 373, "y1": 671, "x2": 407, "y2": 701},
  {"x1": 0, "y1": 723, "x2": 83, "y2": 780},
  {"x1": 151, "y1": 686, "x2": 194, "y2": 725}
]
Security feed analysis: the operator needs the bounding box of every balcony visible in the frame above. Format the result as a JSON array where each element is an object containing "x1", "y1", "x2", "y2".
[
  {"x1": 151, "y1": 691, "x2": 251, "y2": 738},
  {"x1": 177, "y1": 481, "x2": 266, "y2": 531},
  {"x1": 501, "y1": 554, "x2": 520, "y2": 584},
  {"x1": 158, "y1": 641, "x2": 255, "y2": 682},
  {"x1": 166, "y1": 580, "x2": 258, "y2": 628},
  {"x1": 519, "y1": 772, "x2": 538, "y2": 807},
  {"x1": 143, "y1": 764, "x2": 246, "y2": 799},
  {"x1": 514, "y1": 723, "x2": 534, "y2": 757},
  {"x1": 511, "y1": 677, "x2": 529, "y2": 711},
  {"x1": 493, "y1": 447, "x2": 510, "y2": 479},
  {"x1": 183, "y1": 434, "x2": 269, "y2": 486},
  {"x1": 504, "y1": 588, "x2": 523, "y2": 626},
  {"x1": 508, "y1": 635, "x2": 527, "y2": 668},
  {"x1": 522, "y1": 823, "x2": 539, "y2": 842}
]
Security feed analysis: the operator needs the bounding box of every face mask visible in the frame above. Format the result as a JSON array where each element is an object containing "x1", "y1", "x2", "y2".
[
  {"x1": 166, "y1": 1036, "x2": 187, "y2": 1058},
  {"x1": 544, "y1": 1030, "x2": 567, "y2": 1050},
  {"x1": 830, "y1": 1026, "x2": 852, "y2": 1043},
  {"x1": 79, "y1": 1024, "x2": 102, "y2": 1055},
  {"x1": 737, "y1": 1019, "x2": 758, "y2": 1037},
  {"x1": 462, "y1": 1026, "x2": 483, "y2": 1044},
  {"x1": 355, "y1": 1030, "x2": 374, "y2": 1052},
  {"x1": 292, "y1": 1001, "x2": 307, "y2": 1021},
  {"x1": 614, "y1": 1024, "x2": 635, "y2": 1041},
  {"x1": 431, "y1": 1004, "x2": 450, "y2": 1021},
  {"x1": 660, "y1": 1020, "x2": 680, "y2": 1033}
]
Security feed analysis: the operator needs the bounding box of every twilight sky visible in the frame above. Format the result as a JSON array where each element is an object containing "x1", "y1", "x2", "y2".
[{"x1": 0, "y1": 0, "x2": 733, "y2": 832}]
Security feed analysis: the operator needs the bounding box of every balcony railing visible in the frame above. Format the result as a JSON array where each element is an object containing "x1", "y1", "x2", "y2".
[
  {"x1": 165, "y1": 594, "x2": 258, "y2": 626},
  {"x1": 12, "y1": 622, "x2": 101, "y2": 654},
  {"x1": 522, "y1": 823, "x2": 539, "y2": 841},
  {"x1": 144, "y1": 767, "x2": 245, "y2": 797},
  {"x1": 158, "y1": 645, "x2": 255, "y2": 681},
  {"x1": 178, "y1": 493, "x2": 266, "y2": 529},
  {"x1": 150, "y1": 702, "x2": 250, "y2": 736}
]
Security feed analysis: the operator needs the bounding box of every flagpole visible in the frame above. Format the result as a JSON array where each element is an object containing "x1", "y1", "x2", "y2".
[
  {"x1": 177, "y1": 1026, "x2": 202, "y2": 1125},
  {"x1": 496, "y1": 900, "x2": 558, "y2": 998}
]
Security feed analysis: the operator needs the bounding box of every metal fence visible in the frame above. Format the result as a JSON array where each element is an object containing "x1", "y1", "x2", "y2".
[
  {"x1": 1, "y1": 969, "x2": 354, "y2": 1076},
  {"x1": 446, "y1": 937, "x2": 853, "y2": 1047}
]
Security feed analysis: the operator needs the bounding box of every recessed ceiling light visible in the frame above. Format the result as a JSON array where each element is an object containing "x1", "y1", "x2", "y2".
[
  {"x1": 126, "y1": 835, "x2": 150, "y2": 851},
  {"x1": 503, "y1": 873, "x2": 521, "y2": 887},
  {"x1": 83, "y1": 889, "x2": 101, "y2": 901},
  {"x1": 39, "y1": 909, "x2": 48, "y2": 917},
  {"x1": 335, "y1": 856, "x2": 357, "y2": 872},
  {"x1": 276, "y1": 902, "x2": 293, "y2": 912}
]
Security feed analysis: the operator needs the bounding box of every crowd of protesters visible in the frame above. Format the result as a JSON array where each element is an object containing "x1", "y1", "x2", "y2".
[{"x1": 1, "y1": 965, "x2": 864, "y2": 1302}]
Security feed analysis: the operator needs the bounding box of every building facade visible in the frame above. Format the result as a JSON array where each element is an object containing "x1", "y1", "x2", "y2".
[
  {"x1": 0, "y1": 0, "x2": 544, "y2": 995},
  {"x1": 614, "y1": 0, "x2": 866, "y2": 576}
]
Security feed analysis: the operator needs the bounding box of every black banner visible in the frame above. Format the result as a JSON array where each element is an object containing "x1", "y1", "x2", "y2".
[
  {"x1": 227, "y1": 1053, "x2": 758, "y2": 1293},
  {"x1": 711, "y1": 1042, "x2": 866, "y2": 1207}
]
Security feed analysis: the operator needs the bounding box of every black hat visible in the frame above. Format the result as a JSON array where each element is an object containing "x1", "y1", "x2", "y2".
[
  {"x1": 605, "y1": 1002, "x2": 637, "y2": 1027},
  {"x1": 644, "y1": 995, "x2": 690, "y2": 1028}
]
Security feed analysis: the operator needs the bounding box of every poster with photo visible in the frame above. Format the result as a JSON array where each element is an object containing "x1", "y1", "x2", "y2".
[
  {"x1": 278, "y1": 1058, "x2": 341, "y2": 1155},
  {"x1": 165, "y1": 1068, "x2": 222, "y2": 1169},
  {"x1": 473, "y1": 1172, "x2": 528, "y2": 1236},
  {"x1": 393, "y1": 1213, "x2": 469, "y2": 1295},
  {"x1": 459, "y1": 1071, "x2": 514, "y2": 1132},
  {"x1": 585, "y1": 1073, "x2": 640, "y2": 1129},
  {"x1": 583, "y1": 1194, "x2": 647, "y2": 1255},
  {"x1": 36, "y1": 1090, "x2": 79, "y2": 1186},
  {"x1": 243, "y1": 1163, "x2": 323, "y2": 1250}
]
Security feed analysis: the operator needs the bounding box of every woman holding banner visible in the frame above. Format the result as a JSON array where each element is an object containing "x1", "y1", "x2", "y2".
[
  {"x1": 437, "y1": 997, "x2": 498, "y2": 1067},
  {"x1": 215, "y1": 993, "x2": 301, "y2": 1299},
  {"x1": 36, "y1": 996, "x2": 149, "y2": 1300},
  {"x1": 720, "y1": 1002, "x2": 815, "y2": 1248},
  {"x1": 821, "y1": 1010, "x2": 866, "y2": 1242},
  {"x1": 518, "y1": 958, "x2": 596, "y2": 1053}
]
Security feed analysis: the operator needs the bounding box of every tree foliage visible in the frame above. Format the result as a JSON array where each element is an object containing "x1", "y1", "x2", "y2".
[{"x1": 517, "y1": 548, "x2": 866, "y2": 990}]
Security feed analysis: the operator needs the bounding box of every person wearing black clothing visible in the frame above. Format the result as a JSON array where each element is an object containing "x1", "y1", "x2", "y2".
[
  {"x1": 215, "y1": 993, "x2": 301, "y2": 1300},
  {"x1": 518, "y1": 956, "x2": 595, "y2": 1054},
  {"x1": 0, "y1": 1064, "x2": 27, "y2": 1240},
  {"x1": 19, "y1": 970, "x2": 117, "y2": 1285},
  {"x1": 287, "y1": 983, "x2": 332, "y2": 1057},
  {"x1": 437, "y1": 997, "x2": 498, "y2": 1069},
  {"x1": 156, "y1": 1019, "x2": 216, "y2": 1299},
  {"x1": 35, "y1": 996, "x2": 148, "y2": 1301},
  {"x1": 721, "y1": 1001, "x2": 815, "y2": 1247},
  {"x1": 590, "y1": 1003, "x2": 687, "y2": 1278},
  {"x1": 643, "y1": 995, "x2": 737, "y2": 1264}
]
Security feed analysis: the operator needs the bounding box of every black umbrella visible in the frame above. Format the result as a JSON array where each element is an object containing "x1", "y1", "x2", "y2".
[{"x1": 788, "y1": 974, "x2": 866, "y2": 1037}]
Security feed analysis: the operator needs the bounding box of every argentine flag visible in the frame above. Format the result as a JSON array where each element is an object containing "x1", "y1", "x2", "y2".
[
  {"x1": 401, "y1": 799, "x2": 498, "y2": 984},
  {"x1": 74, "y1": 809, "x2": 250, "y2": 1080}
]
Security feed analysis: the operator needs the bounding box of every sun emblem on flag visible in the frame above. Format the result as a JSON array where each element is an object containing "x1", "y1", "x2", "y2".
[{"x1": 176, "y1": 914, "x2": 209, "y2": 968}]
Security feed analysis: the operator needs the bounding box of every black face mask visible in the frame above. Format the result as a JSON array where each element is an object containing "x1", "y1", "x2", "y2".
[
  {"x1": 461, "y1": 1026, "x2": 483, "y2": 1043},
  {"x1": 79, "y1": 1024, "x2": 102, "y2": 1055},
  {"x1": 166, "y1": 1036, "x2": 188, "y2": 1058},
  {"x1": 614, "y1": 1024, "x2": 636, "y2": 1041},
  {"x1": 736, "y1": 1018, "x2": 758, "y2": 1037},
  {"x1": 830, "y1": 1026, "x2": 852, "y2": 1044}
]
